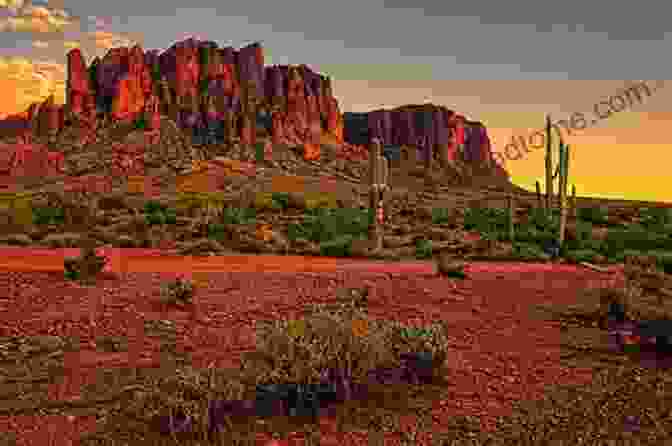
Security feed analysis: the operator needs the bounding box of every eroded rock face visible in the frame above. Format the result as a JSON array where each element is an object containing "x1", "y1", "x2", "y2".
[
  {"x1": 342, "y1": 104, "x2": 507, "y2": 178},
  {"x1": 5, "y1": 39, "x2": 345, "y2": 157},
  {"x1": 1, "y1": 36, "x2": 506, "y2": 178},
  {"x1": 66, "y1": 48, "x2": 94, "y2": 118}
]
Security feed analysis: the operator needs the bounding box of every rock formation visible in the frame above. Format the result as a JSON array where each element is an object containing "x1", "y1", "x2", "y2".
[
  {"x1": 0, "y1": 37, "x2": 507, "y2": 179},
  {"x1": 6, "y1": 39, "x2": 346, "y2": 162},
  {"x1": 343, "y1": 104, "x2": 507, "y2": 179}
]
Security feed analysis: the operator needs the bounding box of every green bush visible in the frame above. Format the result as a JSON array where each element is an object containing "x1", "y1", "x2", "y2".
[
  {"x1": 464, "y1": 207, "x2": 509, "y2": 234},
  {"x1": 528, "y1": 207, "x2": 559, "y2": 232},
  {"x1": 577, "y1": 206, "x2": 609, "y2": 225},
  {"x1": 431, "y1": 207, "x2": 451, "y2": 225},
  {"x1": 653, "y1": 251, "x2": 672, "y2": 274},
  {"x1": 145, "y1": 212, "x2": 164, "y2": 226},
  {"x1": 511, "y1": 242, "x2": 551, "y2": 261},
  {"x1": 574, "y1": 219, "x2": 593, "y2": 241},
  {"x1": 64, "y1": 268, "x2": 79, "y2": 281},
  {"x1": 293, "y1": 208, "x2": 372, "y2": 244},
  {"x1": 512, "y1": 225, "x2": 547, "y2": 244},
  {"x1": 565, "y1": 249, "x2": 601, "y2": 264},
  {"x1": 163, "y1": 208, "x2": 177, "y2": 225},
  {"x1": 32, "y1": 206, "x2": 64, "y2": 225},
  {"x1": 609, "y1": 249, "x2": 646, "y2": 263},
  {"x1": 639, "y1": 207, "x2": 672, "y2": 229},
  {"x1": 207, "y1": 223, "x2": 227, "y2": 241},
  {"x1": 271, "y1": 192, "x2": 290, "y2": 210},
  {"x1": 134, "y1": 115, "x2": 147, "y2": 130},
  {"x1": 319, "y1": 234, "x2": 353, "y2": 257},
  {"x1": 255, "y1": 142, "x2": 266, "y2": 163},
  {"x1": 400, "y1": 327, "x2": 433, "y2": 339},
  {"x1": 602, "y1": 228, "x2": 672, "y2": 256},
  {"x1": 415, "y1": 238, "x2": 432, "y2": 259},
  {"x1": 144, "y1": 200, "x2": 165, "y2": 215},
  {"x1": 222, "y1": 207, "x2": 257, "y2": 225}
]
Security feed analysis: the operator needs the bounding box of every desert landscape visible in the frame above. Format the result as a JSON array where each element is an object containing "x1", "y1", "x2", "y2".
[{"x1": 0, "y1": 37, "x2": 671, "y2": 445}]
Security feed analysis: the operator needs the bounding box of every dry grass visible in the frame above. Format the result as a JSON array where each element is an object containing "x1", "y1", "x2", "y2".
[{"x1": 78, "y1": 289, "x2": 452, "y2": 445}]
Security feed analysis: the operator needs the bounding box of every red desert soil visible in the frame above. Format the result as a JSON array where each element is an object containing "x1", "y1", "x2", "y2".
[{"x1": 0, "y1": 249, "x2": 626, "y2": 445}]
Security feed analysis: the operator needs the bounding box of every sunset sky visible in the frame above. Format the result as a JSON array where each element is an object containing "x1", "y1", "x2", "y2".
[{"x1": 1, "y1": 0, "x2": 670, "y2": 203}]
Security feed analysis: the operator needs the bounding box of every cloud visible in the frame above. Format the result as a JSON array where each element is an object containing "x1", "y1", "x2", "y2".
[
  {"x1": 0, "y1": 3, "x2": 74, "y2": 33},
  {"x1": 90, "y1": 30, "x2": 136, "y2": 49},
  {"x1": 0, "y1": 0, "x2": 25, "y2": 13},
  {"x1": 0, "y1": 1, "x2": 143, "y2": 115},
  {"x1": 0, "y1": 56, "x2": 65, "y2": 113}
]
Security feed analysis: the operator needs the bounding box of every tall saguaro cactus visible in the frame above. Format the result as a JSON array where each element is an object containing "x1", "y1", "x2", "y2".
[
  {"x1": 544, "y1": 115, "x2": 554, "y2": 212},
  {"x1": 557, "y1": 142, "x2": 571, "y2": 246},
  {"x1": 542, "y1": 115, "x2": 572, "y2": 248},
  {"x1": 369, "y1": 138, "x2": 390, "y2": 252}
]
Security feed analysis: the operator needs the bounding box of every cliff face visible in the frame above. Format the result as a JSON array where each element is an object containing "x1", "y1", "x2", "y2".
[
  {"x1": 0, "y1": 38, "x2": 507, "y2": 179},
  {"x1": 70, "y1": 39, "x2": 343, "y2": 158},
  {"x1": 342, "y1": 104, "x2": 508, "y2": 179},
  {"x1": 2, "y1": 39, "x2": 341, "y2": 159}
]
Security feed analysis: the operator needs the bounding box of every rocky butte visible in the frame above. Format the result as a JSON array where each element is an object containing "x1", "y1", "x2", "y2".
[{"x1": 0, "y1": 37, "x2": 507, "y2": 180}]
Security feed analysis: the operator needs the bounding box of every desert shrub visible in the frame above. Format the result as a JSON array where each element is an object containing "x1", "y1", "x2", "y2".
[
  {"x1": 565, "y1": 249, "x2": 601, "y2": 264},
  {"x1": 63, "y1": 267, "x2": 79, "y2": 281},
  {"x1": 654, "y1": 252, "x2": 672, "y2": 274},
  {"x1": 574, "y1": 219, "x2": 593, "y2": 240},
  {"x1": 159, "y1": 277, "x2": 194, "y2": 307},
  {"x1": 250, "y1": 309, "x2": 391, "y2": 385},
  {"x1": 163, "y1": 208, "x2": 177, "y2": 225},
  {"x1": 513, "y1": 225, "x2": 548, "y2": 244},
  {"x1": 602, "y1": 227, "x2": 672, "y2": 256},
  {"x1": 577, "y1": 205, "x2": 609, "y2": 225},
  {"x1": 289, "y1": 208, "x2": 372, "y2": 244},
  {"x1": 207, "y1": 223, "x2": 227, "y2": 241},
  {"x1": 431, "y1": 207, "x2": 451, "y2": 224},
  {"x1": 221, "y1": 207, "x2": 256, "y2": 225},
  {"x1": 145, "y1": 212, "x2": 164, "y2": 226},
  {"x1": 32, "y1": 206, "x2": 64, "y2": 225},
  {"x1": 436, "y1": 254, "x2": 467, "y2": 279},
  {"x1": 511, "y1": 242, "x2": 551, "y2": 261},
  {"x1": 638, "y1": 207, "x2": 672, "y2": 228},
  {"x1": 63, "y1": 247, "x2": 108, "y2": 284},
  {"x1": 609, "y1": 249, "x2": 646, "y2": 264},
  {"x1": 270, "y1": 192, "x2": 290, "y2": 210},
  {"x1": 527, "y1": 207, "x2": 560, "y2": 232},
  {"x1": 415, "y1": 238, "x2": 432, "y2": 259},
  {"x1": 463, "y1": 206, "x2": 509, "y2": 233},
  {"x1": 134, "y1": 115, "x2": 148, "y2": 130},
  {"x1": 250, "y1": 307, "x2": 449, "y2": 387},
  {"x1": 143, "y1": 202, "x2": 176, "y2": 226},
  {"x1": 319, "y1": 234, "x2": 353, "y2": 257},
  {"x1": 144, "y1": 200, "x2": 166, "y2": 215},
  {"x1": 255, "y1": 142, "x2": 266, "y2": 163}
]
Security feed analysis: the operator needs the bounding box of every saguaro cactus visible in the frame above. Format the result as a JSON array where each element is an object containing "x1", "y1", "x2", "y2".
[
  {"x1": 544, "y1": 115, "x2": 554, "y2": 212},
  {"x1": 507, "y1": 192, "x2": 515, "y2": 242},
  {"x1": 541, "y1": 115, "x2": 572, "y2": 248},
  {"x1": 557, "y1": 142, "x2": 571, "y2": 246},
  {"x1": 368, "y1": 138, "x2": 390, "y2": 252}
]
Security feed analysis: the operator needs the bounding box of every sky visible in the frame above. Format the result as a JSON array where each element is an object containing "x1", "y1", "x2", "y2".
[{"x1": 1, "y1": 0, "x2": 670, "y2": 203}]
